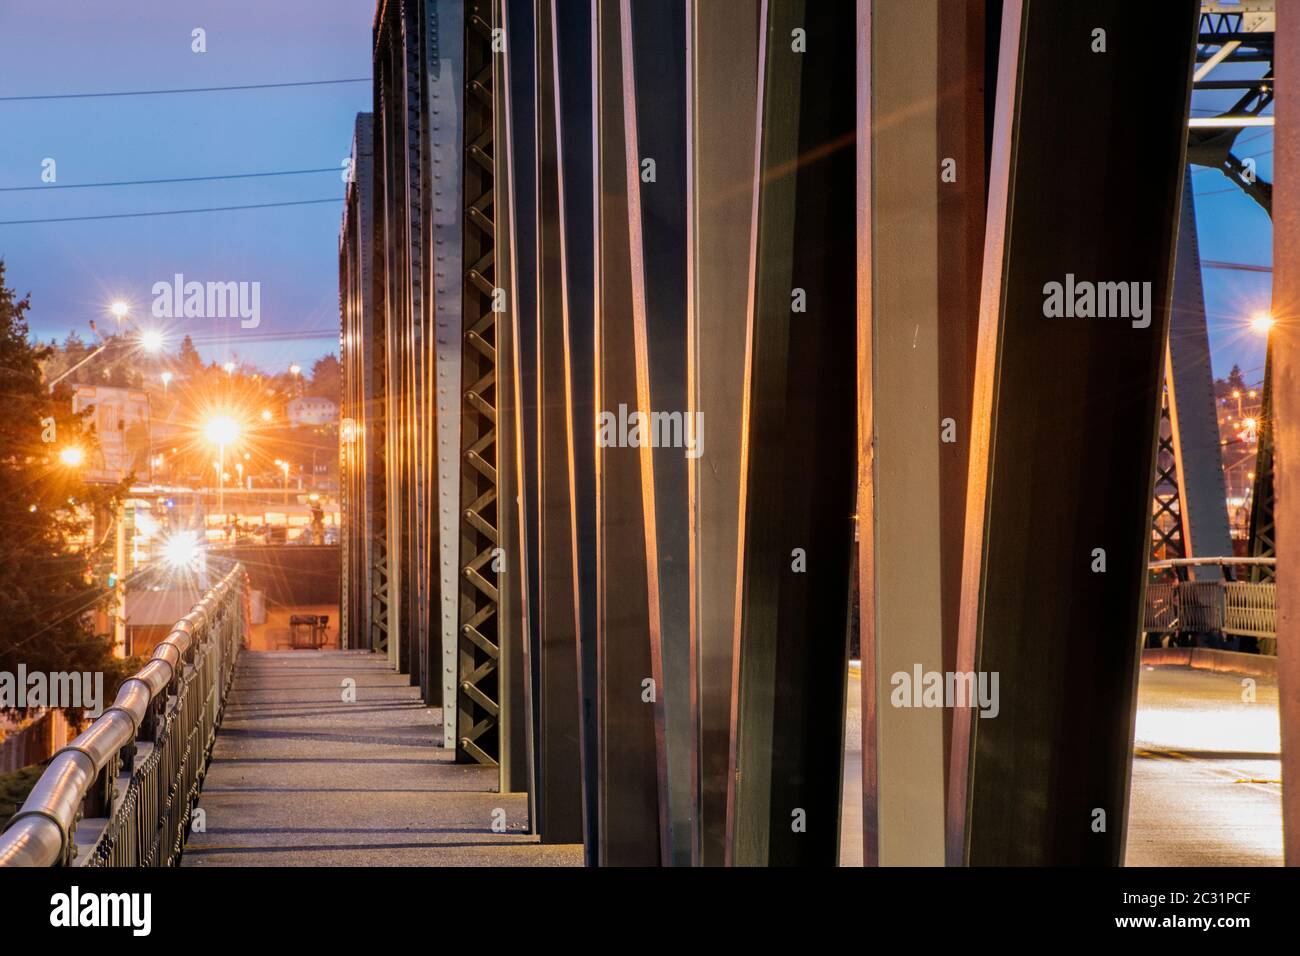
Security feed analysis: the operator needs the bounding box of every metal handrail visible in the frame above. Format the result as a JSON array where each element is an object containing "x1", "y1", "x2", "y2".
[
  {"x1": 0, "y1": 566, "x2": 246, "y2": 867},
  {"x1": 1143, "y1": 576, "x2": 1278, "y2": 643},
  {"x1": 1149, "y1": 556, "x2": 1276, "y2": 569}
]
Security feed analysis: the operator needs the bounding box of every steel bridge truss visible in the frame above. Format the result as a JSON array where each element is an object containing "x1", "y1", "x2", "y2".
[{"x1": 337, "y1": 0, "x2": 1255, "y2": 867}]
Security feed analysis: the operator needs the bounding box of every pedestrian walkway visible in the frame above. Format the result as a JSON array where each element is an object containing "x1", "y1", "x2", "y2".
[{"x1": 182, "y1": 651, "x2": 582, "y2": 866}]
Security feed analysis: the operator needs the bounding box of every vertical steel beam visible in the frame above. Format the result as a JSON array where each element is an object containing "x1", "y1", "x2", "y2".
[
  {"x1": 857, "y1": 0, "x2": 986, "y2": 868},
  {"x1": 532, "y1": 0, "x2": 584, "y2": 843},
  {"x1": 497, "y1": 0, "x2": 537, "y2": 800},
  {"x1": 375, "y1": 17, "x2": 405, "y2": 673},
  {"x1": 405, "y1": 1, "x2": 433, "y2": 704},
  {"x1": 593, "y1": 0, "x2": 662, "y2": 865},
  {"x1": 431, "y1": 0, "x2": 465, "y2": 744},
  {"x1": 622, "y1": 0, "x2": 692, "y2": 868},
  {"x1": 1272, "y1": 0, "x2": 1300, "y2": 866},
  {"x1": 341, "y1": 114, "x2": 370, "y2": 651},
  {"x1": 1166, "y1": 172, "x2": 1233, "y2": 575},
  {"x1": 685, "y1": 0, "x2": 758, "y2": 867},
  {"x1": 726, "y1": 0, "x2": 858, "y2": 867},
  {"x1": 555, "y1": 0, "x2": 600, "y2": 859},
  {"x1": 947, "y1": 0, "x2": 1198, "y2": 866}
]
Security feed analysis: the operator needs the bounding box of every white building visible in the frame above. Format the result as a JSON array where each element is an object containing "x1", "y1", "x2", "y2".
[{"x1": 287, "y1": 396, "x2": 338, "y2": 427}]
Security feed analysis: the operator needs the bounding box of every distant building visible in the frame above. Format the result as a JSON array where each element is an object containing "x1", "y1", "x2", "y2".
[
  {"x1": 71, "y1": 384, "x2": 152, "y2": 482},
  {"x1": 287, "y1": 397, "x2": 338, "y2": 427}
]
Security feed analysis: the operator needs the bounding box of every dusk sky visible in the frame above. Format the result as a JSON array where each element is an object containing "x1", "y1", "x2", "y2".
[
  {"x1": 0, "y1": 0, "x2": 373, "y2": 372},
  {"x1": 0, "y1": 2, "x2": 1277, "y2": 383}
]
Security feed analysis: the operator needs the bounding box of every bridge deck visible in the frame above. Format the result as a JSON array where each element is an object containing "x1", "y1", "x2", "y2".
[{"x1": 182, "y1": 651, "x2": 582, "y2": 866}]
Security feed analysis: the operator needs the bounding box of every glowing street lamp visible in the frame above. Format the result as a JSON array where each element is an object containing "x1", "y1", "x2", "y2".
[
  {"x1": 274, "y1": 458, "x2": 291, "y2": 505},
  {"x1": 110, "y1": 301, "x2": 130, "y2": 321},
  {"x1": 161, "y1": 371, "x2": 173, "y2": 392},
  {"x1": 204, "y1": 415, "x2": 241, "y2": 515},
  {"x1": 58, "y1": 446, "x2": 85, "y2": 467},
  {"x1": 161, "y1": 530, "x2": 201, "y2": 571},
  {"x1": 261, "y1": 409, "x2": 273, "y2": 423}
]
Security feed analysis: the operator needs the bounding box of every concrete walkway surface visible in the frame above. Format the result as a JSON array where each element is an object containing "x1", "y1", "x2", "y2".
[{"x1": 182, "y1": 650, "x2": 582, "y2": 866}]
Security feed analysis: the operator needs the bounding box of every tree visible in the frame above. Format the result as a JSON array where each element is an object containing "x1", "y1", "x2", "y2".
[
  {"x1": 178, "y1": 335, "x2": 202, "y2": 374},
  {"x1": 1215, "y1": 363, "x2": 1248, "y2": 400},
  {"x1": 0, "y1": 260, "x2": 131, "y2": 715},
  {"x1": 308, "y1": 353, "x2": 341, "y2": 401}
]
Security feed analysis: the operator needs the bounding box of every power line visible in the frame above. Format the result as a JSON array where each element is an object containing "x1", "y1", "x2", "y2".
[
  {"x1": 0, "y1": 77, "x2": 369, "y2": 102},
  {"x1": 1204, "y1": 260, "x2": 1271, "y2": 274},
  {"x1": 0, "y1": 167, "x2": 342, "y2": 193},
  {"x1": 0, "y1": 197, "x2": 341, "y2": 226}
]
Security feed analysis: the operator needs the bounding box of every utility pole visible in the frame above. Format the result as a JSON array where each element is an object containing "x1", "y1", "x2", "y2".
[{"x1": 114, "y1": 501, "x2": 127, "y2": 657}]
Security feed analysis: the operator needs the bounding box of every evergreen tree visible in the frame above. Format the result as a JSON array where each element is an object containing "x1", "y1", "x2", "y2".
[{"x1": 0, "y1": 260, "x2": 130, "y2": 713}]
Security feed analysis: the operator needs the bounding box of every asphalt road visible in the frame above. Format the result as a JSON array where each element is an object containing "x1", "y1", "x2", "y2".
[{"x1": 839, "y1": 663, "x2": 1282, "y2": 866}]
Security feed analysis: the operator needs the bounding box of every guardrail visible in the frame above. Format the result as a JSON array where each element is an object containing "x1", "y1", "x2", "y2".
[
  {"x1": 0, "y1": 566, "x2": 247, "y2": 867},
  {"x1": 1144, "y1": 558, "x2": 1277, "y2": 648}
]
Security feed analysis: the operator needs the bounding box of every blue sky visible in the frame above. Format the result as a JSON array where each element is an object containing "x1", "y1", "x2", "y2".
[
  {"x1": 0, "y1": 0, "x2": 372, "y2": 372},
  {"x1": 0, "y1": 3, "x2": 1276, "y2": 384},
  {"x1": 1191, "y1": 52, "x2": 1275, "y2": 387}
]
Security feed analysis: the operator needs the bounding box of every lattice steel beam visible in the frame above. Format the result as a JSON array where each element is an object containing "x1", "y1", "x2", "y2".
[{"x1": 457, "y1": 0, "x2": 504, "y2": 767}]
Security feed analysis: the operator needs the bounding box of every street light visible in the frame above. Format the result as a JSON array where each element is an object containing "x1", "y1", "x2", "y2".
[
  {"x1": 58, "y1": 446, "x2": 84, "y2": 467},
  {"x1": 274, "y1": 458, "x2": 291, "y2": 506},
  {"x1": 161, "y1": 371, "x2": 173, "y2": 392},
  {"x1": 204, "y1": 415, "x2": 240, "y2": 516},
  {"x1": 140, "y1": 330, "x2": 164, "y2": 353},
  {"x1": 110, "y1": 301, "x2": 130, "y2": 321}
]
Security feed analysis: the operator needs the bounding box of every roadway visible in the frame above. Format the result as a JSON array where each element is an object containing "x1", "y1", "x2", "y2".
[{"x1": 838, "y1": 662, "x2": 1283, "y2": 866}]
